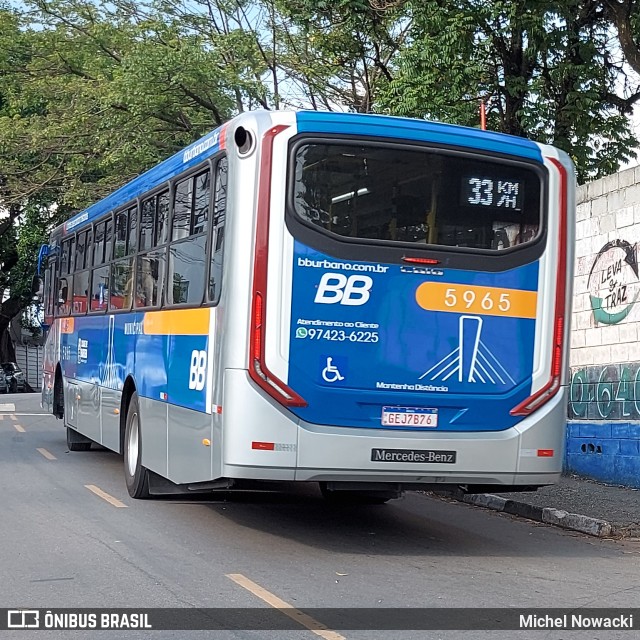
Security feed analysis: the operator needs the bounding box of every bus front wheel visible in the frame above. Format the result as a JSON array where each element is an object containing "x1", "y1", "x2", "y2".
[{"x1": 124, "y1": 392, "x2": 150, "y2": 499}]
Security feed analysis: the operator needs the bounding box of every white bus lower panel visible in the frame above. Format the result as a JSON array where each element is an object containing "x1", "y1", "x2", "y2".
[{"x1": 222, "y1": 369, "x2": 565, "y2": 488}]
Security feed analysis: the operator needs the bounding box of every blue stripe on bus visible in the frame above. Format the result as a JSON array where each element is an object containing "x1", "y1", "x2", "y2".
[
  {"x1": 60, "y1": 312, "x2": 210, "y2": 413},
  {"x1": 295, "y1": 111, "x2": 543, "y2": 163},
  {"x1": 63, "y1": 126, "x2": 225, "y2": 235}
]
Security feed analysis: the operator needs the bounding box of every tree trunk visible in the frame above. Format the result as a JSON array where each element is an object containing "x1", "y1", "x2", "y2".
[{"x1": 0, "y1": 327, "x2": 16, "y2": 363}]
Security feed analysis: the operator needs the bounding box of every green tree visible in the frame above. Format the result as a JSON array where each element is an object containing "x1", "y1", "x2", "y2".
[
  {"x1": 0, "y1": 0, "x2": 263, "y2": 358},
  {"x1": 377, "y1": 0, "x2": 640, "y2": 182}
]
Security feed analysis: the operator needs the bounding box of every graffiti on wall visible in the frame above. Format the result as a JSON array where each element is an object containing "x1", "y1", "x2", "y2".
[
  {"x1": 588, "y1": 240, "x2": 639, "y2": 324},
  {"x1": 569, "y1": 363, "x2": 640, "y2": 419}
]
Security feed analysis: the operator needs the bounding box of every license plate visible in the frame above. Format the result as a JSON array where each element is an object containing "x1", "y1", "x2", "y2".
[{"x1": 381, "y1": 407, "x2": 438, "y2": 427}]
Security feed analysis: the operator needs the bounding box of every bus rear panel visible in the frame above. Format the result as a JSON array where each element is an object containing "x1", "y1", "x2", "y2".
[{"x1": 223, "y1": 111, "x2": 574, "y2": 492}]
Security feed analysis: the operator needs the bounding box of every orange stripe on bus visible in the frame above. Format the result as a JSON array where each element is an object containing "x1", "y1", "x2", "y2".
[
  {"x1": 60, "y1": 318, "x2": 75, "y2": 334},
  {"x1": 143, "y1": 308, "x2": 210, "y2": 335},
  {"x1": 415, "y1": 282, "x2": 537, "y2": 319}
]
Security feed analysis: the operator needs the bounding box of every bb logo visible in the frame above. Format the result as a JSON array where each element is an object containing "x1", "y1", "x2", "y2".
[
  {"x1": 189, "y1": 350, "x2": 207, "y2": 391},
  {"x1": 314, "y1": 273, "x2": 373, "y2": 306}
]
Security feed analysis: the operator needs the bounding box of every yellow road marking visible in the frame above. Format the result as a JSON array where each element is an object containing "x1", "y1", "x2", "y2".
[
  {"x1": 36, "y1": 448, "x2": 56, "y2": 460},
  {"x1": 85, "y1": 485, "x2": 127, "y2": 508},
  {"x1": 226, "y1": 573, "x2": 345, "y2": 640},
  {"x1": 14, "y1": 424, "x2": 25, "y2": 433}
]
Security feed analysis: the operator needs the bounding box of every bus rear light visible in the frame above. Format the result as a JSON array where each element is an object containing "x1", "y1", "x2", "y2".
[
  {"x1": 510, "y1": 157, "x2": 568, "y2": 418},
  {"x1": 537, "y1": 449, "x2": 554, "y2": 457},
  {"x1": 402, "y1": 256, "x2": 440, "y2": 265},
  {"x1": 552, "y1": 317, "x2": 564, "y2": 377},
  {"x1": 252, "y1": 441, "x2": 275, "y2": 450},
  {"x1": 253, "y1": 292, "x2": 263, "y2": 360},
  {"x1": 248, "y1": 124, "x2": 307, "y2": 409}
]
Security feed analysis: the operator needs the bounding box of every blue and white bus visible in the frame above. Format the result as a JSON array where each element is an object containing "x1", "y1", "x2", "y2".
[{"x1": 39, "y1": 110, "x2": 575, "y2": 502}]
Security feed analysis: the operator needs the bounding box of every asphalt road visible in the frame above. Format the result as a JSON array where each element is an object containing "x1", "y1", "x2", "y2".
[{"x1": 2, "y1": 393, "x2": 640, "y2": 640}]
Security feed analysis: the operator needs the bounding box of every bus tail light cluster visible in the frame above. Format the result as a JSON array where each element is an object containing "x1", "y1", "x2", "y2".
[
  {"x1": 510, "y1": 157, "x2": 568, "y2": 417},
  {"x1": 248, "y1": 125, "x2": 307, "y2": 408}
]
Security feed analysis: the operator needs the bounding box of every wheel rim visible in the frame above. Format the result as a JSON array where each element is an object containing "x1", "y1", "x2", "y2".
[{"x1": 127, "y1": 412, "x2": 139, "y2": 477}]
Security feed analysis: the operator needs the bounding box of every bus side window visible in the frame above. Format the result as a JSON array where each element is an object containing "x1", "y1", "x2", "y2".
[
  {"x1": 94, "y1": 222, "x2": 106, "y2": 265},
  {"x1": 110, "y1": 258, "x2": 133, "y2": 311},
  {"x1": 135, "y1": 250, "x2": 165, "y2": 308},
  {"x1": 193, "y1": 170, "x2": 210, "y2": 235},
  {"x1": 73, "y1": 271, "x2": 90, "y2": 314},
  {"x1": 128, "y1": 205, "x2": 138, "y2": 254},
  {"x1": 44, "y1": 265, "x2": 54, "y2": 320},
  {"x1": 90, "y1": 265, "x2": 109, "y2": 312},
  {"x1": 114, "y1": 210, "x2": 128, "y2": 259},
  {"x1": 157, "y1": 192, "x2": 169, "y2": 245},
  {"x1": 172, "y1": 176, "x2": 193, "y2": 241},
  {"x1": 140, "y1": 197, "x2": 154, "y2": 251},
  {"x1": 75, "y1": 231, "x2": 86, "y2": 270},
  {"x1": 58, "y1": 276, "x2": 72, "y2": 316},
  {"x1": 208, "y1": 157, "x2": 227, "y2": 304},
  {"x1": 104, "y1": 216, "x2": 114, "y2": 263},
  {"x1": 167, "y1": 169, "x2": 210, "y2": 307}
]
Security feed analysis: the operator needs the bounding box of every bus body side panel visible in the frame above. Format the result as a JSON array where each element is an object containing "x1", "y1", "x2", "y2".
[
  {"x1": 167, "y1": 403, "x2": 212, "y2": 483},
  {"x1": 217, "y1": 111, "x2": 299, "y2": 476},
  {"x1": 221, "y1": 369, "x2": 297, "y2": 481},
  {"x1": 101, "y1": 386, "x2": 122, "y2": 453},
  {"x1": 41, "y1": 318, "x2": 60, "y2": 413},
  {"x1": 134, "y1": 307, "x2": 218, "y2": 484},
  {"x1": 139, "y1": 395, "x2": 168, "y2": 477}
]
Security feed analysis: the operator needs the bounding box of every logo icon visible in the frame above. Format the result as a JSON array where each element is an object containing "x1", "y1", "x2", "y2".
[
  {"x1": 588, "y1": 239, "x2": 639, "y2": 325},
  {"x1": 8, "y1": 610, "x2": 40, "y2": 629},
  {"x1": 314, "y1": 273, "x2": 373, "y2": 306},
  {"x1": 295, "y1": 327, "x2": 308, "y2": 339},
  {"x1": 189, "y1": 350, "x2": 207, "y2": 391},
  {"x1": 420, "y1": 315, "x2": 515, "y2": 386},
  {"x1": 322, "y1": 357, "x2": 345, "y2": 383}
]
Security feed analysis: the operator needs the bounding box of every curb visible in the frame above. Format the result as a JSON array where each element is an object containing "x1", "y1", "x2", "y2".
[{"x1": 458, "y1": 493, "x2": 614, "y2": 538}]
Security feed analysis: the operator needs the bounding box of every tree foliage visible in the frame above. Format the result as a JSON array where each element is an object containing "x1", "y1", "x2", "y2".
[
  {"x1": 4, "y1": 0, "x2": 640, "y2": 355},
  {"x1": 378, "y1": 0, "x2": 640, "y2": 182}
]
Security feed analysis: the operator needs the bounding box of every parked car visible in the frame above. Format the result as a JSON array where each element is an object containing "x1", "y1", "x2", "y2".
[
  {"x1": 2, "y1": 363, "x2": 25, "y2": 393},
  {"x1": 0, "y1": 371, "x2": 7, "y2": 394}
]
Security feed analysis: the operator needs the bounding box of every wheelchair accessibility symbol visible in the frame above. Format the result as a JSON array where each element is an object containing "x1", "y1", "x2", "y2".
[{"x1": 322, "y1": 357, "x2": 345, "y2": 383}]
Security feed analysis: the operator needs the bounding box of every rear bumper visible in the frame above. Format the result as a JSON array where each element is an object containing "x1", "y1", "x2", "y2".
[{"x1": 222, "y1": 369, "x2": 566, "y2": 487}]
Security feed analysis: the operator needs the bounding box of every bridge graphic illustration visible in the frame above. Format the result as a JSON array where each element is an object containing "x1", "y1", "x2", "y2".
[
  {"x1": 419, "y1": 315, "x2": 516, "y2": 385},
  {"x1": 100, "y1": 315, "x2": 124, "y2": 390}
]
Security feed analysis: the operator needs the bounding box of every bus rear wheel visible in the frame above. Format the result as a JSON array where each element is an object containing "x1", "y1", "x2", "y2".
[{"x1": 124, "y1": 392, "x2": 150, "y2": 499}]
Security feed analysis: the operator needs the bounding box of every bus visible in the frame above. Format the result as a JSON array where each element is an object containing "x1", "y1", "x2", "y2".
[{"x1": 38, "y1": 110, "x2": 575, "y2": 502}]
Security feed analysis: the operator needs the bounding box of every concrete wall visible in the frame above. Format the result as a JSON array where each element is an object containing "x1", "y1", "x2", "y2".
[{"x1": 568, "y1": 165, "x2": 640, "y2": 487}]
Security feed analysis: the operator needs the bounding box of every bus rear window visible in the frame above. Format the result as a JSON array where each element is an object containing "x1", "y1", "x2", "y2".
[{"x1": 292, "y1": 143, "x2": 542, "y2": 251}]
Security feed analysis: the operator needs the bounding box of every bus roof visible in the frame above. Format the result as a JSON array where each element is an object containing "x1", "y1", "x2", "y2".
[
  {"x1": 295, "y1": 110, "x2": 542, "y2": 163},
  {"x1": 56, "y1": 109, "x2": 542, "y2": 238}
]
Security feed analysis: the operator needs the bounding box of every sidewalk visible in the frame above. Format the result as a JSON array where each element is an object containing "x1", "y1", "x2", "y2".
[{"x1": 450, "y1": 475, "x2": 640, "y2": 538}]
